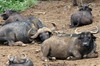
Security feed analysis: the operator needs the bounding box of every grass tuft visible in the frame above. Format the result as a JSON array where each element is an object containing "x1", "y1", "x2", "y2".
[{"x1": 0, "y1": 0, "x2": 37, "y2": 13}]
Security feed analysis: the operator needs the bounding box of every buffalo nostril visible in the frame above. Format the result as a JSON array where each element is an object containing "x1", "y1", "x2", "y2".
[{"x1": 83, "y1": 42, "x2": 89, "y2": 46}]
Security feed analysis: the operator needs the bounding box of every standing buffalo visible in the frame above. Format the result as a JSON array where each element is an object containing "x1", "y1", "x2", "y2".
[
  {"x1": 41, "y1": 27, "x2": 98, "y2": 61},
  {"x1": 1, "y1": 10, "x2": 25, "y2": 25},
  {"x1": 70, "y1": 4, "x2": 93, "y2": 28},
  {"x1": 8, "y1": 55, "x2": 34, "y2": 66}
]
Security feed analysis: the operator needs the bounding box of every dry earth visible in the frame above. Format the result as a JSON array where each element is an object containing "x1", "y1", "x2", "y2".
[{"x1": 0, "y1": 0, "x2": 100, "y2": 66}]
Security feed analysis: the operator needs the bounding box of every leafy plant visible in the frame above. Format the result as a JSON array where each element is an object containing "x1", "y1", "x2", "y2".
[{"x1": 0, "y1": 0, "x2": 37, "y2": 13}]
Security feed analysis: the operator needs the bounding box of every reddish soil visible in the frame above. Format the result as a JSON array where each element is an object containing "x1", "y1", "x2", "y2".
[{"x1": 0, "y1": 1, "x2": 100, "y2": 66}]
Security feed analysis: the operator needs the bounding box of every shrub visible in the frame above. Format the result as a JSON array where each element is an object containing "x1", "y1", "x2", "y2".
[{"x1": 0, "y1": 0, "x2": 37, "y2": 13}]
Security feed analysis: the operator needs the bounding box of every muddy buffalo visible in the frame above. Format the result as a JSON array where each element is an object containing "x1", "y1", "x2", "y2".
[
  {"x1": 1, "y1": 10, "x2": 25, "y2": 25},
  {"x1": 70, "y1": 4, "x2": 93, "y2": 28},
  {"x1": 0, "y1": 17, "x2": 52, "y2": 46},
  {"x1": 41, "y1": 27, "x2": 98, "y2": 61}
]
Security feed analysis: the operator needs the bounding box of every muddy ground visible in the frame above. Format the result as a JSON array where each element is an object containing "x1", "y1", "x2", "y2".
[{"x1": 0, "y1": 1, "x2": 100, "y2": 66}]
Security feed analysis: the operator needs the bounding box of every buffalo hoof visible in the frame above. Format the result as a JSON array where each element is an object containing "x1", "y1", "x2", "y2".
[
  {"x1": 35, "y1": 49, "x2": 41, "y2": 53},
  {"x1": 51, "y1": 57, "x2": 56, "y2": 61},
  {"x1": 14, "y1": 41, "x2": 27, "y2": 46},
  {"x1": 41, "y1": 57, "x2": 49, "y2": 62}
]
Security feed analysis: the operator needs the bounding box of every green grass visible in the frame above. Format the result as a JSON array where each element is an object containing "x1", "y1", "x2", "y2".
[{"x1": 0, "y1": 0, "x2": 37, "y2": 13}]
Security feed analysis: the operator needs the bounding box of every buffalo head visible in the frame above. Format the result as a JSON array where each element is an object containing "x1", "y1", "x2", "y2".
[
  {"x1": 77, "y1": 32, "x2": 96, "y2": 47},
  {"x1": 28, "y1": 27, "x2": 53, "y2": 42},
  {"x1": 8, "y1": 54, "x2": 34, "y2": 66},
  {"x1": 79, "y1": 4, "x2": 92, "y2": 12},
  {"x1": 1, "y1": 10, "x2": 19, "y2": 20},
  {"x1": 75, "y1": 26, "x2": 98, "y2": 47}
]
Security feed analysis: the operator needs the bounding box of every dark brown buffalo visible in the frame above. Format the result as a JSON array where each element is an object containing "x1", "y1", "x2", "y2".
[{"x1": 41, "y1": 27, "x2": 98, "y2": 61}]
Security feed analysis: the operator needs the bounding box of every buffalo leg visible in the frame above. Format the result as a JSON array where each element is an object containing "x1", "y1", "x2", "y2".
[
  {"x1": 86, "y1": 51, "x2": 98, "y2": 58},
  {"x1": 41, "y1": 45, "x2": 50, "y2": 61},
  {"x1": 0, "y1": 37, "x2": 14, "y2": 46},
  {"x1": 71, "y1": 50, "x2": 82, "y2": 60},
  {"x1": 70, "y1": 18, "x2": 79, "y2": 28},
  {"x1": 7, "y1": 40, "x2": 14, "y2": 46},
  {"x1": 6, "y1": 32, "x2": 15, "y2": 46}
]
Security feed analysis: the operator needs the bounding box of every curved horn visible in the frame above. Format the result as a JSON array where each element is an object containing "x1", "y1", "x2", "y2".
[
  {"x1": 31, "y1": 27, "x2": 52, "y2": 38},
  {"x1": 51, "y1": 23, "x2": 57, "y2": 31},
  {"x1": 28, "y1": 28, "x2": 33, "y2": 37},
  {"x1": 21, "y1": 54, "x2": 27, "y2": 59},
  {"x1": 8, "y1": 54, "x2": 11, "y2": 60},
  {"x1": 90, "y1": 26, "x2": 99, "y2": 34},
  {"x1": 75, "y1": 28, "x2": 82, "y2": 34},
  {"x1": 8, "y1": 54, "x2": 14, "y2": 61}
]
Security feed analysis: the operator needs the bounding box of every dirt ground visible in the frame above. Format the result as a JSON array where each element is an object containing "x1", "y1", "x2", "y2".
[{"x1": 1, "y1": 1, "x2": 100, "y2": 66}]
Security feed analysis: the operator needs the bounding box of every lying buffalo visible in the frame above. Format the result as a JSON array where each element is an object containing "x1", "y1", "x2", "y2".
[
  {"x1": 1, "y1": 10, "x2": 25, "y2": 25},
  {"x1": 70, "y1": 4, "x2": 93, "y2": 28},
  {"x1": 0, "y1": 17, "x2": 52, "y2": 46},
  {"x1": 0, "y1": 20, "x2": 32, "y2": 46},
  {"x1": 8, "y1": 54, "x2": 34, "y2": 66},
  {"x1": 41, "y1": 26, "x2": 98, "y2": 61}
]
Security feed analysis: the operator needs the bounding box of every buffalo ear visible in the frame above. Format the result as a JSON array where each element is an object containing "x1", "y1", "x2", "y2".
[
  {"x1": 1, "y1": 14, "x2": 9, "y2": 20},
  {"x1": 92, "y1": 35, "x2": 96, "y2": 41},
  {"x1": 48, "y1": 32, "x2": 53, "y2": 37},
  {"x1": 89, "y1": 8, "x2": 92, "y2": 11}
]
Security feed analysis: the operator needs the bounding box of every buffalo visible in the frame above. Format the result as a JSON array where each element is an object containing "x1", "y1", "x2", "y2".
[
  {"x1": 8, "y1": 54, "x2": 34, "y2": 66},
  {"x1": 0, "y1": 20, "x2": 32, "y2": 46},
  {"x1": 70, "y1": 4, "x2": 93, "y2": 28},
  {"x1": 0, "y1": 16, "x2": 53, "y2": 46},
  {"x1": 1, "y1": 10, "x2": 25, "y2": 25},
  {"x1": 41, "y1": 27, "x2": 98, "y2": 61}
]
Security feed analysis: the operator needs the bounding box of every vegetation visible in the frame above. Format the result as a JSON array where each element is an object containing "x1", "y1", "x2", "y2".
[{"x1": 0, "y1": 0, "x2": 37, "y2": 13}]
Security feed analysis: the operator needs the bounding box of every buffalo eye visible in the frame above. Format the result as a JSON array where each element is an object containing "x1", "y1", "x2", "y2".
[{"x1": 78, "y1": 35, "x2": 84, "y2": 39}]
